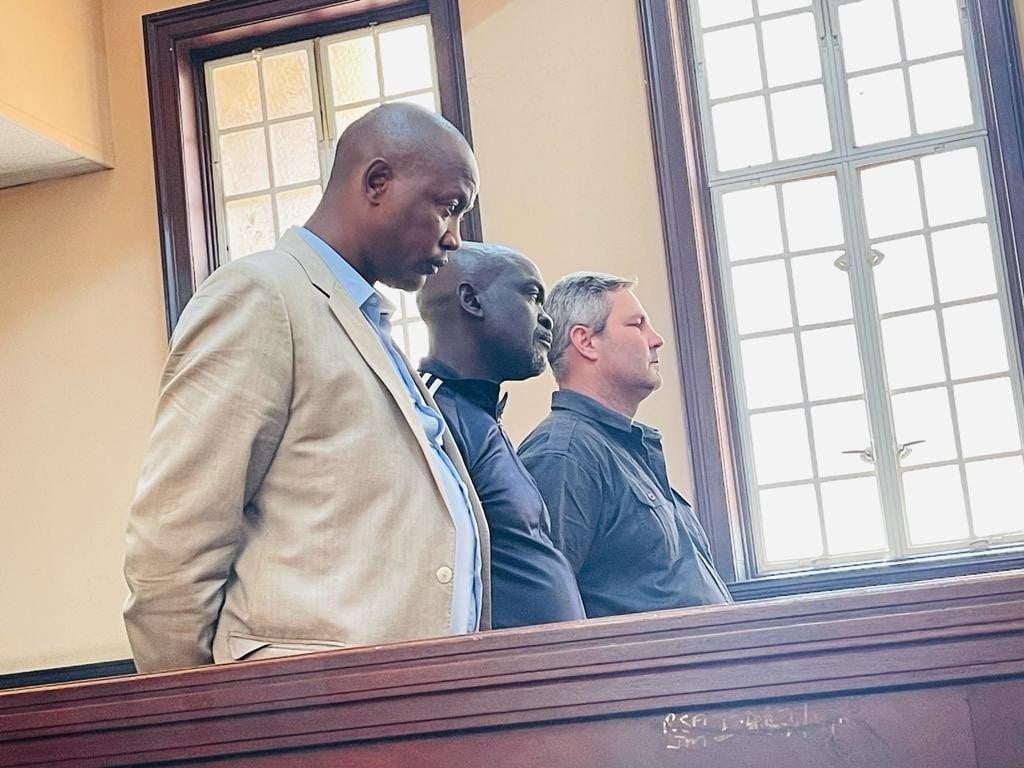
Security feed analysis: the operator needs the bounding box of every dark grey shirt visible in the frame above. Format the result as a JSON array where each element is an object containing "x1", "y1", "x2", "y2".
[{"x1": 518, "y1": 390, "x2": 732, "y2": 618}]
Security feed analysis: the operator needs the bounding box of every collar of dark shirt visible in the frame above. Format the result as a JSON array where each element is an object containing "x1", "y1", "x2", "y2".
[
  {"x1": 550, "y1": 389, "x2": 662, "y2": 442},
  {"x1": 419, "y1": 356, "x2": 508, "y2": 419}
]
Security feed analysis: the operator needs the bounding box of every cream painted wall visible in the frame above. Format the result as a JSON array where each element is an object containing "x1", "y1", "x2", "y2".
[
  {"x1": 460, "y1": 0, "x2": 694, "y2": 495},
  {"x1": 0, "y1": 0, "x2": 114, "y2": 164},
  {"x1": 0, "y1": 0, "x2": 193, "y2": 673},
  {"x1": 1, "y1": 0, "x2": 1022, "y2": 674}
]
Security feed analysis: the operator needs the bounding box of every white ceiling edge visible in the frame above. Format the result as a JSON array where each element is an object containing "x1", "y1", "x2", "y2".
[{"x1": 0, "y1": 113, "x2": 112, "y2": 190}]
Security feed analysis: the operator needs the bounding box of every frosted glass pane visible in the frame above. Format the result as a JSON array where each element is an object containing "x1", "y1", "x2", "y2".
[
  {"x1": 872, "y1": 235, "x2": 934, "y2": 315},
  {"x1": 771, "y1": 85, "x2": 831, "y2": 160},
  {"x1": 406, "y1": 320, "x2": 430, "y2": 367},
  {"x1": 966, "y1": 457, "x2": 1024, "y2": 537},
  {"x1": 792, "y1": 251, "x2": 853, "y2": 325},
  {"x1": 892, "y1": 387, "x2": 958, "y2": 466},
  {"x1": 703, "y1": 25, "x2": 762, "y2": 99},
  {"x1": 697, "y1": 0, "x2": 753, "y2": 28},
  {"x1": 220, "y1": 128, "x2": 269, "y2": 196},
  {"x1": 721, "y1": 186, "x2": 783, "y2": 261},
  {"x1": 211, "y1": 60, "x2": 262, "y2": 130},
  {"x1": 909, "y1": 57, "x2": 973, "y2": 135},
  {"x1": 750, "y1": 409, "x2": 814, "y2": 484},
  {"x1": 810, "y1": 400, "x2": 873, "y2": 477},
  {"x1": 268, "y1": 117, "x2": 320, "y2": 187},
  {"x1": 903, "y1": 465, "x2": 969, "y2": 545},
  {"x1": 731, "y1": 260, "x2": 793, "y2": 334},
  {"x1": 838, "y1": 0, "x2": 901, "y2": 73},
  {"x1": 933, "y1": 224, "x2": 998, "y2": 303},
  {"x1": 740, "y1": 334, "x2": 803, "y2": 409},
  {"x1": 899, "y1": 0, "x2": 963, "y2": 60},
  {"x1": 821, "y1": 477, "x2": 887, "y2": 555},
  {"x1": 782, "y1": 176, "x2": 843, "y2": 252},
  {"x1": 758, "y1": 0, "x2": 812, "y2": 13},
  {"x1": 226, "y1": 195, "x2": 275, "y2": 260},
  {"x1": 921, "y1": 148, "x2": 986, "y2": 227},
  {"x1": 760, "y1": 484, "x2": 822, "y2": 562},
  {"x1": 762, "y1": 13, "x2": 820, "y2": 87},
  {"x1": 801, "y1": 325, "x2": 864, "y2": 400},
  {"x1": 275, "y1": 185, "x2": 322, "y2": 233},
  {"x1": 386, "y1": 91, "x2": 437, "y2": 111},
  {"x1": 262, "y1": 49, "x2": 313, "y2": 120},
  {"x1": 848, "y1": 69, "x2": 911, "y2": 146},
  {"x1": 328, "y1": 35, "x2": 379, "y2": 105},
  {"x1": 955, "y1": 378, "x2": 1023, "y2": 457},
  {"x1": 881, "y1": 311, "x2": 946, "y2": 389},
  {"x1": 712, "y1": 97, "x2": 773, "y2": 171},
  {"x1": 380, "y1": 24, "x2": 433, "y2": 96},
  {"x1": 860, "y1": 160, "x2": 922, "y2": 239},
  {"x1": 335, "y1": 103, "x2": 378, "y2": 137},
  {"x1": 943, "y1": 301, "x2": 1010, "y2": 379}
]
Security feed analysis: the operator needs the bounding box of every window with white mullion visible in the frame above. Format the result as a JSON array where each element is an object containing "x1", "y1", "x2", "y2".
[
  {"x1": 206, "y1": 41, "x2": 325, "y2": 263},
  {"x1": 714, "y1": 168, "x2": 889, "y2": 570},
  {"x1": 831, "y1": 0, "x2": 982, "y2": 152},
  {"x1": 692, "y1": 0, "x2": 840, "y2": 179},
  {"x1": 855, "y1": 139, "x2": 1024, "y2": 555}
]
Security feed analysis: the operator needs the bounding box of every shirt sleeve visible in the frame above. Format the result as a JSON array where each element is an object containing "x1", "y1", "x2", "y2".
[
  {"x1": 520, "y1": 450, "x2": 603, "y2": 574},
  {"x1": 123, "y1": 262, "x2": 292, "y2": 673}
]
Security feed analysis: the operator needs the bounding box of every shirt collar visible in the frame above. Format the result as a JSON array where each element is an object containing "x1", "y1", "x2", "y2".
[
  {"x1": 296, "y1": 226, "x2": 397, "y2": 325},
  {"x1": 551, "y1": 389, "x2": 660, "y2": 440},
  {"x1": 420, "y1": 356, "x2": 508, "y2": 419}
]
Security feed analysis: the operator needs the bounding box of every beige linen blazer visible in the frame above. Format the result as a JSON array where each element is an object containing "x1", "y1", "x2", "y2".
[{"x1": 124, "y1": 229, "x2": 491, "y2": 673}]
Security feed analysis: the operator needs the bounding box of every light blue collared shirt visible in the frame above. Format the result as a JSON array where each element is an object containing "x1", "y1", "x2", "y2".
[{"x1": 297, "y1": 227, "x2": 481, "y2": 633}]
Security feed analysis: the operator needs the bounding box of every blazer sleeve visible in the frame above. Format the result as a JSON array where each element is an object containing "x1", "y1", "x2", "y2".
[{"x1": 123, "y1": 262, "x2": 292, "y2": 673}]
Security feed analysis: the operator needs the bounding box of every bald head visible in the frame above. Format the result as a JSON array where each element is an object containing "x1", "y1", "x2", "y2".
[
  {"x1": 418, "y1": 242, "x2": 553, "y2": 383},
  {"x1": 330, "y1": 103, "x2": 473, "y2": 186},
  {"x1": 418, "y1": 243, "x2": 526, "y2": 323},
  {"x1": 306, "y1": 103, "x2": 480, "y2": 291}
]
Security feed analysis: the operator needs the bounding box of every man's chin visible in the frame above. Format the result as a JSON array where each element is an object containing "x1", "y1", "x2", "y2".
[{"x1": 381, "y1": 274, "x2": 427, "y2": 292}]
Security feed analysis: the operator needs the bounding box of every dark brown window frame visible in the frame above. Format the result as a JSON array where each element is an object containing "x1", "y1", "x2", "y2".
[
  {"x1": 637, "y1": 0, "x2": 1024, "y2": 599},
  {"x1": 144, "y1": 0, "x2": 479, "y2": 336}
]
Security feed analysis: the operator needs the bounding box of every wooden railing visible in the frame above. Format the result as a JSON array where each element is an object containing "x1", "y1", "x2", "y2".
[{"x1": 2, "y1": 570, "x2": 1023, "y2": 767}]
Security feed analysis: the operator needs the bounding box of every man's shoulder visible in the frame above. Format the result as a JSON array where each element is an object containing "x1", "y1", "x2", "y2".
[
  {"x1": 431, "y1": 385, "x2": 497, "y2": 464},
  {"x1": 519, "y1": 409, "x2": 608, "y2": 465}
]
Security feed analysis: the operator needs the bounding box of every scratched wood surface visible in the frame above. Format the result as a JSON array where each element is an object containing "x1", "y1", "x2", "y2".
[{"x1": 2, "y1": 571, "x2": 1023, "y2": 767}]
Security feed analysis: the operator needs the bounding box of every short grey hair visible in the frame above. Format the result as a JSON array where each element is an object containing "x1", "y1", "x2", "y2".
[{"x1": 546, "y1": 271, "x2": 634, "y2": 381}]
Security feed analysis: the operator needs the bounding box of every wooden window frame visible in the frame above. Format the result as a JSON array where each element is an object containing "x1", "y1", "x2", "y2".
[
  {"x1": 637, "y1": 0, "x2": 1024, "y2": 598},
  {"x1": 144, "y1": 0, "x2": 479, "y2": 336}
]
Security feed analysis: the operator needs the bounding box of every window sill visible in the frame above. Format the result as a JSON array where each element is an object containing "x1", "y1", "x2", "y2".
[{"x1": 729, "y1": 546, "x2": 1024, "y2": 601}]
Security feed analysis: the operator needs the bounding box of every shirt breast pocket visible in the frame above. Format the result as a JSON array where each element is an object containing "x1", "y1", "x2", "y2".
[{"x1": 628, "y1": 483, "x2": 681, "y2": 563}]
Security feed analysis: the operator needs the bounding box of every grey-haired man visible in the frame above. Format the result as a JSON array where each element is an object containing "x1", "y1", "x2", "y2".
[{"x1": 518, "y1": 272, "x2": 732, "y2": 618}]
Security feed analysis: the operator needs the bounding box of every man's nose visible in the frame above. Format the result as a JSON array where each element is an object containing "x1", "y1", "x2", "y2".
[
  {"x1": 440, "y1": 220, "x2": 462, "y2": 251},
  {"x1": 649, "y1": 327, "x2": 665, "y2": 349},
  {"x1": 538, "y1": 308, "x2": 553, "y2": 330}
]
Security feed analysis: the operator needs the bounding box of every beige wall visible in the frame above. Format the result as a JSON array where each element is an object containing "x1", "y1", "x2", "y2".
[
  {"x1": 0, "y1": 0, "x2": 114, "y2": 164},
  {"x1": 460, "y1": 0, "x2": 693, "y2": 488},
  {"x1": 0, "y1": 0, "x2": 192, "y2": 674},
  {"x1": 1, "y1": 0, "x2": 1022, "y2": 674}
]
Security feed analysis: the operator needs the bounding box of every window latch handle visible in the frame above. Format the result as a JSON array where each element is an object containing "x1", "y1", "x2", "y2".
[
  {"x1": 896, "y1": 439, "x2": 926, "y2": 461},
  {"x1": 841, "y1": 446, "x2": 875, "y2": 463}
]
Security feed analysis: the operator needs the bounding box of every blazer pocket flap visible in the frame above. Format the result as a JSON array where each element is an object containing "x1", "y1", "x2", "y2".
[
  {"x1": 228, "y1": 632, "x2": 348, "y2": 661},
  {"x1": 228, "y1": 633, "x2": 272, "y2": 661}
]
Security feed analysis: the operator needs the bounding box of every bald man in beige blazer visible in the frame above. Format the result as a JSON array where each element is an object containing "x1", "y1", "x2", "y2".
[{"x1": 124, "y1": 105, "x2": 490, "y2": 673}]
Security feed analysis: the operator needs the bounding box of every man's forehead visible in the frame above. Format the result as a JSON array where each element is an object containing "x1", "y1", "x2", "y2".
[{"x1": 611, "y1": 287, "x2": 645, "y2": 315}]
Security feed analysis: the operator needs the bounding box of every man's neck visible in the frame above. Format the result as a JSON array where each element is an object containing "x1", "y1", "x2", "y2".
[
  {"x1": 557, "y1": 379, "x2": 641, "y2": 420},
  {"x1": 428, "y1": 347, "x2": 497, "y2": 383}
]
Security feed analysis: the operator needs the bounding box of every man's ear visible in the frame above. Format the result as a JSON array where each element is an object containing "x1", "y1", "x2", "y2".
[
  {"x1": 363, "y1": 158, "x2": 392, "y2": 205},
  {"x1": 457, "y1": 282, "x2": 484, "y2": 319},
  {"x1": 568, "y1": 324, "x2": 599, "y2": 362}
]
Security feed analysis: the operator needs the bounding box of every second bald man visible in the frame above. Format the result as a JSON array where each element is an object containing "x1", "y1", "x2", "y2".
[{"x1": 418, "y1": 243, "x2": 585, "y2": 628}]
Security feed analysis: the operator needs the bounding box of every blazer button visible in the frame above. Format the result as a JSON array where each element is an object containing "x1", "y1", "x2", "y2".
[{"x1": 435, "y1": 566, "x2": 454, "y2": 584}]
